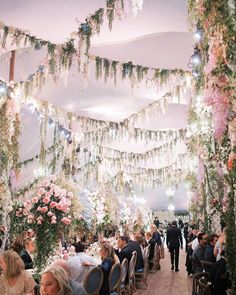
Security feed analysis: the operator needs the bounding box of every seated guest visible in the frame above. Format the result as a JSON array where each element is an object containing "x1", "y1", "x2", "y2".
[
  {"x1": 20, "y1": 238, "x2": 35, "y2": 269},
  {"x1": 51, "y1": 259, "x2": 86, "y2": 295},
  {"x1": 0, "y1": 250, "x2": 36, "y2": 295},
  {"x1": 68, "y1": 241, "x2": 96, "y2": 283},
  {"x1": 145, "y1": 231, "x2": 155, "y2": 270},
  {"x1": 204, "y1": 234, "x2": 218, "y2": 271},
  {"x1": 99, "y1": 242, "x2": 115, "y2": 295},
  {"x1": 40, "y1": 265, "x2": 72, "y2": 295},
  {"x1": 135, "y1": 233, "x2": 146, "y2": 258},
  {"x1": 116, "y1": 235, "x2": 132, "y2": 264},
  {"x1": 209, "y1": 250, "x2": 229, "y2": 295},
  {"x1": 214, "y1": 228, "x2": 226, "y2": 261},
  {"x1": 192, "y1": 233, "x2": 208, "y2": 274},
  {"x1": 127, "y1": 236, "x2": 144, "y2": 271},
  {"x1": 11, "y1": 231, "x2": 28, "y2": 254}
]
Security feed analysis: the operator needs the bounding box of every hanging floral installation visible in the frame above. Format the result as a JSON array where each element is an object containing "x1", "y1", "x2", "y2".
[
  {"x1": 94, "y1": 55, "x2": 190, "y2": 88},
  {"x1": 188, "y1": 0, "x2": 236, "y2": 291}
]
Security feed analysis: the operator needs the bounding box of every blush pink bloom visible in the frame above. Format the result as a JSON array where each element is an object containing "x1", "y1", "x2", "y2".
[
  {"x1": 47, "y1": 211, "x2": 53, "y2": 217},
  {"x1": 61, "y1": 217, "x2": 71, "y2": 225},
  {"x1": 56, "y1": 203, "x2": 63, "y2": 211},
  {"x1": 50, "y1": 201, "x2": 57, "y2": 209},
  {"x1": 51, "y1": 220, "x2": 57, "y2": 224},
  {"x1": 22, "y1": 209, "x2": 28, "y2": 216},
  {"x1": 45, "y1": 191, "x2": 51, "y2": 198},
  {"x1": 37, "y1": 220, "x2": 42, "y2": 225},
  {"x1": 32, "y1": 197, "x2": 39, "y2": 203},
  {"x1": 67, "y1": 192, "x2": 73, "y2": 198},
  {"x1": 51, "y1": 215, "x2": 57, "y2": 220},
  {"x1": 37, "y1": 188, "x2": 45, "y2": 196},
  {"x1": 43, "y1": 196, "x2": 50, "y2": 204},
  {"x1": 37, "y1": 206, "x2": 42, "y2": 212},
  {"x1": 54, "y1": 190, "x2": 60, "y2": 197},
  {"x1": 41, "y1": 206, "x2": 48, "y2": 213}
]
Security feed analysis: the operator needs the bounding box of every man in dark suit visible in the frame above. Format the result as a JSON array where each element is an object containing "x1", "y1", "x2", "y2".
[
  {"x1": 20, "y1": 238, "x2": 35, "y2": 269},
  {"x1": 127, "y1": 239, "x2": 144, "y2": 271},
  {"x1": 116, "y1": 236, "x2": 133, "y2": 264},
  {"x1": 166, "y1": 220, "x2": 183, "y2": 272}
]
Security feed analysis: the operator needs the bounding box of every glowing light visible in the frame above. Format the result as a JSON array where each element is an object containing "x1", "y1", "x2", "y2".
[
  {"x1": 0, "y1": 85, "x2": 6, "y2": 94},
  {"x1": 168, "y1": 204, "x2": 175, "y2": 211},
  {"x1": 194, "y1": 28, "x2": 203, "y2": 42},
  {"x1": 166, "y1": 188, "x2": 174, "y2": 196}
]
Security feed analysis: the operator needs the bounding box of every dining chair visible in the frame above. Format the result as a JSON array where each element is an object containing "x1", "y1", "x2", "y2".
[
  {"x1": 83, "y1": 266, "x2": 104, "y2": 295},
  {"x1": 109, "y1": 263, "x2": 122, "y2": 295},
  {"x1": 120, "y1": 258, "x2": 128, "y2": 295},
  {"x1": 125, "y1": 252, "x2": 137, "y2": 295}
]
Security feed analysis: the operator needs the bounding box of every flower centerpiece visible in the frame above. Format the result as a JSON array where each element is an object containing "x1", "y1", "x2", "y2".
[{"x1": 29, "y1": 176, "x2": 73, "y2": 273}]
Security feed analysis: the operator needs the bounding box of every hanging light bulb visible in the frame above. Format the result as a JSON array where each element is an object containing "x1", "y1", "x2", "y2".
[{"x1": 194, "y1": 28, "x2": 203, "y2": 42}]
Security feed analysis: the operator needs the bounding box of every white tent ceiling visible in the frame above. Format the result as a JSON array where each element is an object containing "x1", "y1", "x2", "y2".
[{"x1": 0, "y1": 0, "x2": 194, "y2": 210}]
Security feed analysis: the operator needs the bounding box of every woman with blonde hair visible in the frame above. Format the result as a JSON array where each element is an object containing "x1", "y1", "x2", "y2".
[
  {"x1": 99, "y1": 242, "x2": 115, "y2": 295},
  {"x1": 0, "y1": 250, "x2": 36, "y2": 295},
  {"x1": 40, "y1": 265, "x2": 72, "y2": 295}
]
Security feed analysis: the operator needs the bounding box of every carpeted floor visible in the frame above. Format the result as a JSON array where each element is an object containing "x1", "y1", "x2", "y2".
[{"x1": 135, "y1": 248, "x2": 192, "y2": 295}]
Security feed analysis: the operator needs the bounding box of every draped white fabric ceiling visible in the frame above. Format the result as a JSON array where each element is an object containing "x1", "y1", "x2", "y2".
[{"x1": 0, "y1": 0, "x2": 194, "y2": 210}]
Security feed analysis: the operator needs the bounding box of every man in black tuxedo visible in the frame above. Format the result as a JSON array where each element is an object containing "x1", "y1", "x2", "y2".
[
  {"x1": 166, "y1": 220, "x2": 183, "y2": 272},
  {"x1": 20, "y1": 238, "x2": 35, "y2": 269}
]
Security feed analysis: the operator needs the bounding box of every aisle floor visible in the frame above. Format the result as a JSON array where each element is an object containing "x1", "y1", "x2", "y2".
[{"x1": 136, "y1": 248, "x2": 192, "y2": 295}]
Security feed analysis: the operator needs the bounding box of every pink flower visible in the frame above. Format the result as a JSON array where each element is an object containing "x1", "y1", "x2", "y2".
[
  {"x1": 67, "y1": 192, "x2": 73, "y2": 198},
  {"x1": 61, "y1": 217, "x2": 71, "y2": 225},
  {"x1": 51, "y1": 219, "x2": 57, "y2": 224},
  {"x1": 50, "y1": 201, "x2": 57, "y2": 209},
  {"x1": 56, "y1": 203, "x2": 63, "y2": 211},
  {"x1": 22, "y1": 209, "x2": 28, "y2": 216},
  {"x1": 37, "y1": 220, "x2": 42, "y2": 225},
  {"x1": 32, "y1": 197, "x2": 39, "y2": 203},
  {"x1": 43, "y1": 196, "x2": 50, "y2": 204},
  {"x1": 41, "y1": 206, "x2": 48, "y2": 213},
  {"x1": 45, "y1": 191, "x2": 51, "y2": 198},
  {"x1": 37, "y1": 188, "x2": 45, "y2": 196},
  {"x1": 37, "y1": 206, "x2": 42, "y2": 212},
  {"x1": 51, "y1": 215, "x2": 57, "y2": 220},
  {"x1": 47, "y1": 211, "x2": 53, "y2": 217}
]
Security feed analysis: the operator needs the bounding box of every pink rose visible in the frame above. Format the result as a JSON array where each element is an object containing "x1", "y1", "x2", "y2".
[
  {"x1": 45, "y1": 191, "x2": 51, "y2": 198},
  {"x1": 32, "y1": 197, "x2": 39, "y2": 203},
  {"x1": 56, "y1": 203, "x2": 63, "y2": 210},
  {"x1": 67, "y1": 192, "x2": 73, "y2": 198},
  {"x1": 43, "y1": 196, "x2": 50, "y2": 204},
  {"x1": 51, "y1": 215, "x2": 57, "y2": 220},
  {"x1": 47, "y1": 211, "x2": 53, "y2": 217},
  {"x1": 23, "y1": 209, "x2": 28, "y2": 216},
  {"x1": 37, "y1": 206, "x2": 42, "y2": 212},
  {"x1": 50, "y1": 201, "x2": 57, "y2": 208},
  {"x1": 37, "y1": 188, "x2": 45, "y2": 196},
  {"x1": 51, "y1": 219, "x2": 57, "y2": 224},
  {"x1": 37, "y1": 220, "x2": 42, "y2": 225},
  {"x1": 61, "y1": 217, "x2": 71, "y2": 225},
  {"x1": 41, "y1": 206, "x2": 48, "y2": 213}
]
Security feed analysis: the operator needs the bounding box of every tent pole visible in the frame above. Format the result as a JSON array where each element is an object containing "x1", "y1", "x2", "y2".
[{"x1": 9, "y1": 50, "x2": 16, "y2": 82}]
